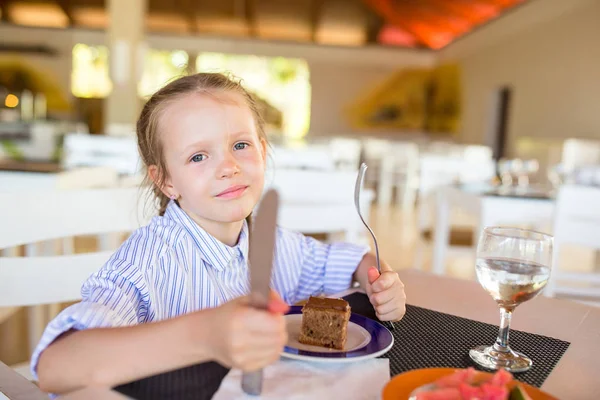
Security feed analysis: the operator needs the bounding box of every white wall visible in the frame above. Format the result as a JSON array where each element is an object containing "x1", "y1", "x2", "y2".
[
  {"x1": 0, "y1": 24, "x2": 435, "y2": 135},
  {"x1": 439, "y1": 0, "x2": 600, "y2": 155},
  {"x1": 308, "y1": 62, "x2": 402, "y2": 135}
]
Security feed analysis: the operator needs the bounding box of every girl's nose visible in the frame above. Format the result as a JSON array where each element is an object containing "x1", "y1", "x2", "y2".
[{"x1": 217, "y1": 154, "x2": 240, "y2": 179}]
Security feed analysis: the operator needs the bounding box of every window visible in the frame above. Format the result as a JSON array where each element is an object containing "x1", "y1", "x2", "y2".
[
  {"x1": 138, "y1": 49, "x2": 188, "y2": 98},
  {"x1": 196, "y1": 53, "x2": 311, "y2": 139},
  {"x1": 71, "y1": 43, "x2": 112, "y2": 98},
  {"x1": 72, "y1": 44, "x2": 189, "y2": 99}
]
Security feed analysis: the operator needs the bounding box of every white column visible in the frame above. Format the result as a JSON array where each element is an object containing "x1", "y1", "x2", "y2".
[{"x1": 105, "y1": 0, "x2": 147, "y2": 136}]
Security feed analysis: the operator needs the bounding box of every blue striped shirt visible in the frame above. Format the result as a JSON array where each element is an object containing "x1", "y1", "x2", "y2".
[{"x1": 31, "y1": 200, "x2": 369, "y2": 377}]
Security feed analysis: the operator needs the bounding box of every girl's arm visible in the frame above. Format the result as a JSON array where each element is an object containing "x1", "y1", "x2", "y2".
[{"x1": 37, "y1": 296, "x2": 289, "y2": 395}]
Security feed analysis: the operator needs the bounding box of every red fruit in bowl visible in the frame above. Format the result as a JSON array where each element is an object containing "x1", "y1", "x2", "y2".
[
  {"x1": 436, "y1": 368, "x2": 478, "y2": 388},
  {"x1": 459, "y1": 382, "x2": 484, "y2": 399},
  {"x1": 481, "y1": 382, "x2": 509, "y2": 400},
  {"x1": 410, "y1": 368, "x2": 535, "y2": 400},
  {"x1": 490, "y1": 369, "x2": 514, "y2": 387}
]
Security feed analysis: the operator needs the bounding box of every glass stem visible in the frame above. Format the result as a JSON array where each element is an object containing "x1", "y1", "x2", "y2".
[{"x1": 493, "y1": 307, "x2": 512, "y2": 353}]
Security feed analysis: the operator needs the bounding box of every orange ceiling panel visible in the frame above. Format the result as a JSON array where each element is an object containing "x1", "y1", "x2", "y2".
[{"x1": 366, "y1": 0, "x2": 526, "y2": 49}]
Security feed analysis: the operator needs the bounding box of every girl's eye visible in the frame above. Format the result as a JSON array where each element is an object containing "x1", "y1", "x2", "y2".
[
  {"x1": 190, "y1": 154, "x2": 206, "y2": 163},
  {"x1": 234, "y1": 142, "x2": 249, "y2": 151}
]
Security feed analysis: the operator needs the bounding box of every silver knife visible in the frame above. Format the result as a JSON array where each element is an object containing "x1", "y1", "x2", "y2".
[{"x1": 241, "y1": 189, "x2": 279, "y2": 396}]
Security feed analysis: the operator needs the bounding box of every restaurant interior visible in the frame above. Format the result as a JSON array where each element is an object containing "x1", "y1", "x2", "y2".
[{"x1": 1, "y1": 0, "x2": 600, "y2": 399}]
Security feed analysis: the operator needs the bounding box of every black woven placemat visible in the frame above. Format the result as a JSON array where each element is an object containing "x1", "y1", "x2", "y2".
[
  {"x1": 114, "y1": 361, "x2": 228, "y2": 400},
  {"x1": 342, "y1": 292, "x2": 570, "y2": 388}
]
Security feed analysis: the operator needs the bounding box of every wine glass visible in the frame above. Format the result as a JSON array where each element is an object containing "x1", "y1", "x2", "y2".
[
  {"x1": 510, "y1": 159, "x2": 524, "y2": 186},
  {"x1": 469, "y1": 227, "x2": 553, "y2": 372},
  {"x1": 497, "y1": 159, "x2": 512, "y2": 187},
  {"x1": 519, "y1": 159, "x2": 539, "y2": 187}
]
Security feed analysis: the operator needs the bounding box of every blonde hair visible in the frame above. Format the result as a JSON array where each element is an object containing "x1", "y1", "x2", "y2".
[{"x1": 136, "y1": 72, "x2": 268, "y2": 216}]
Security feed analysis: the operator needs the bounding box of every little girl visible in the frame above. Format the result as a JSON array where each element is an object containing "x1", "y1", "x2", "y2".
[{"x1": 33, "y1": 73, "x2": 406, "y2": 395}]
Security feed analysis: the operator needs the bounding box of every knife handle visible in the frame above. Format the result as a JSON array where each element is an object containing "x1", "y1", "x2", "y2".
[
  {"x1": 241, "y1": 369, "x2": 263, "y2": 395},
  {"x1": 384, "y1": 320, "x2": 395, "y2": 331}
]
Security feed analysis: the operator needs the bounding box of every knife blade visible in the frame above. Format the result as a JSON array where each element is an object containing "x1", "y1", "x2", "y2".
[{"x1": 241, "y1": 189, "x2": 279, "y2": 396}]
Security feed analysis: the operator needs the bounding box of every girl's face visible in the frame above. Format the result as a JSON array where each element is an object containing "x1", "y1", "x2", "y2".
[{"x1": 155, "y1": 92, "x2": 267, "y2": 228}]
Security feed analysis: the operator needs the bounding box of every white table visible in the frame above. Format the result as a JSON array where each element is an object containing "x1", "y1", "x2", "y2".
[
  {"x1": 431, "y1": 185, "x2": 555, "y2": 275},
  {"x1": 396, "y1": 270, "x2": 600, "y2": 400}
]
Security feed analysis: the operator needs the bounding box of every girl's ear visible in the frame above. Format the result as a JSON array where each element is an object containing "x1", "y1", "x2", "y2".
[
  {"x1": 259, "y1": 138, "x2": 268, "y2": 167},
  {"x1": 149, "y1": 165, "x2": 178, "y2": 199}
]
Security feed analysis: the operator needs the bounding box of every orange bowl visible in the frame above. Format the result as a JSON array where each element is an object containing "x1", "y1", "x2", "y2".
[{"x1": 382, "y1": 368, "x2": 558, "y2": 400}]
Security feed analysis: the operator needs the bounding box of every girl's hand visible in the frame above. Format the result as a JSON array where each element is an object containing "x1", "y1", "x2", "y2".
[
  {"x1": 208, "y1": 292, "x2": 289, "y2": 371},
  {"x1": 366, "y1": 265, "x2": 406, "y2": 322}
]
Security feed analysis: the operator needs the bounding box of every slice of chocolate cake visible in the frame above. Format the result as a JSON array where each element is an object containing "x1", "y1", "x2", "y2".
[{"x1": 298, "y1": 296, "x2": 351, "y2": 350}]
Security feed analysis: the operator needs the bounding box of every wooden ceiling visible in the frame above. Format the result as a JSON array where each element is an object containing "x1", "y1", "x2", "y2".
[{"x1": 0, "y1": 0, "x2": 526, "y2": 49}]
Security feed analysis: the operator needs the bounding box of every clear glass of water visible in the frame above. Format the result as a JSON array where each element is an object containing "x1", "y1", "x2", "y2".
[{"x1": 469, "y1": 227, "x2": 553, "y2": 372}]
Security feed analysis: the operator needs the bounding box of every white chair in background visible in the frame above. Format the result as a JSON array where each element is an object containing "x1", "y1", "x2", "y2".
[
  {"x1": 413, "y1": 149, "x2": 494, "y2": 271},
  {"x1": 561, "y1": 138, "x2": 600, "y2": 174},
  {"x1": 119, "y1": 173, "x2": 146, "y2": 188},
  {"x1": 328, "y1": 137, "x2": 362, "y2": 171},
  {"x1": 361, "y1": 138, "x2": 422, "y2": 209},
  {"x1": 376, "y1": 142, "x2": 420, "y2": 209},
  {"x1": 0, "y1": 188, "x2": 151, "y2": 379},
  {"x1": 0, "y1": 166, "x2": 122, "y2": 193},
  {"x1": 105, "y1": 123, "x2": 136, "y2": 137},
  {"x1": 417, "y1": 154, "x2": 462, "y2": 201},
  {"x1": 62, "y1": 133, "x2": 141, "y2": 176},
  {"x1": 463, "y1": 145, "x2": 493, "y2": 163},
  {"x1": 264, "y1": 169, "x2": 372, "y2": 245},
  {"x1": 546, "y1": 185, "x2": 600, "y2": 305},
  {"x1": 361, "y1": 138, "x2": 389, "y2": 185},
  {"x1": 417, "y1": 147, "x2": 494, "y2": 206},
  {"x1": 413, "y1": 156, "x2": 465, "y2": 270},
  {"x1": 266, "y1": 169, "x2": 356, "y2": 204},
  {"x1": 269, "y1": 144, "x2": 334, "y2": 171},
  {"x1": 56, "y1": 166, "x2": 120, "y2": 190},
  {"x1": 459, "y1": 145, "x2": 495, "y2": 185},
  {"x1": 426, "y1": 140, "x2": 463, "y2": 157}
]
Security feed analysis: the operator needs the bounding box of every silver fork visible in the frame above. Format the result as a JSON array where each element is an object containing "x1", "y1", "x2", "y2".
[{"x1": 354, "y1": 163, "x2": 395, "y2": 331}]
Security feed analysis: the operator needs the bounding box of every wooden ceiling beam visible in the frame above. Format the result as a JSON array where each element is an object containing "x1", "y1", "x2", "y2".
[
  {"x1": 362, "y1": 0, "x2": 429, "y2": 48},
  {"x1": 365, "y1": 10, "x2": 385, "y2": 44},
  {"x1": 180, "y1": 0, "x2": 198, "y2": 34},
  {"x1": 357, "y1": 0, "x2": 385, "y2": 43},
  {"x1": 244, "y1": 0, "x2": 257, "y2": 37},
  {"x1": 0, "y1": 0, "x2": 11, "y2": 23},
  {"x1": 56, "y1": 0, "x2": 75, "y2": 26},
  {"x1": 310, "y1": 0, "x2": 325, "y2": 42}
]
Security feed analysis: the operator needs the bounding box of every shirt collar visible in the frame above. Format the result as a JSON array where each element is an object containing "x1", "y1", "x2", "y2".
[{"x1": 164, "y1": 200, "x2": 249, "y2": 271}]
